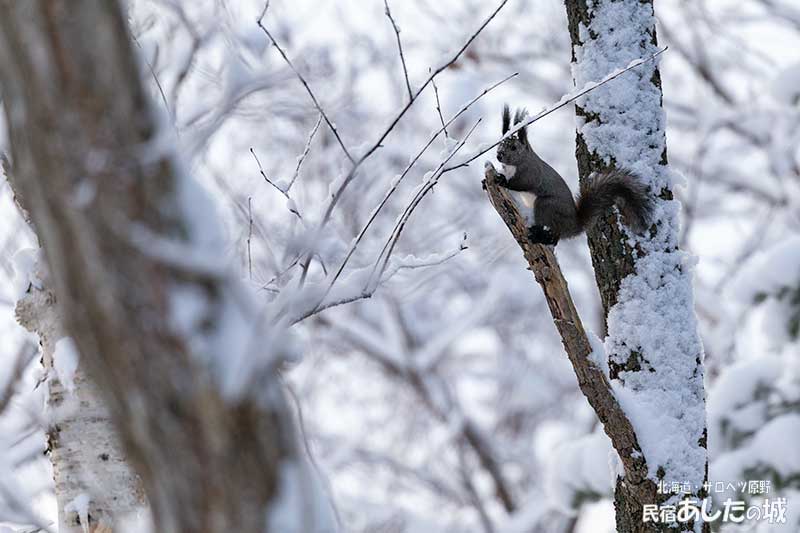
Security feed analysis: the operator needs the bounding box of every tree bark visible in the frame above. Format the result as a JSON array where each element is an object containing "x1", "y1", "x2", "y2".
[
  {"x1": 483, "y1": 165, "x2": 653, "y2": 517},
  {"x1": 16, "y1": 276, "x2": 145, "y2": 533},
  {"x1": 563, "y1": 1, "x2": 708, "y2": 531},
  {"x1": 0, "y1": 1, "x2": 299, "y2": 532}
]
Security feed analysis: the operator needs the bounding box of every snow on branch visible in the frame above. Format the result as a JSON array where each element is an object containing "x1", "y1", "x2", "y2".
[
  {"x1": 445, "y1": 48, "x2": 668, "y2": 172},
  {"x1": 289, "y1": 237, "x2": 468, "y2": 324}
]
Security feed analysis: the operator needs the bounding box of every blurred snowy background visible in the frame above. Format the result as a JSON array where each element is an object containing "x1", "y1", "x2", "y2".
[{"x1": 0, "y1": 0, "x2": 798, "y2": 531}]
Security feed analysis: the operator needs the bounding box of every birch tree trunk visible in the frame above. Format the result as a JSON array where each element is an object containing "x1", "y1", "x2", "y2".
[
  {"x1": 14, "y1": 276, "x2": 145, "y2": 532},
  {"x1": 563, "y1": 1, "x2": 709, "y2": 531},
  {"x1": 0, "y1": 1, "x2": 299, "y2": 532}
]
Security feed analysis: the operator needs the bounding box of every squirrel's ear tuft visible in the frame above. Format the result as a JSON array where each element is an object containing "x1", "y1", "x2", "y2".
[
  {"x1": 514, "y1": 108, "x2": 529, "y2": 144},
  {"x1": 502, "y1": 104, "x2": 510, "y2": 134}
]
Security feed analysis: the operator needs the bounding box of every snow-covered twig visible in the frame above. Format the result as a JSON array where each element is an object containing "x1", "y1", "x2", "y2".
[{"x1": 291, "y1": 243, "x2": 467, "y2": 323}]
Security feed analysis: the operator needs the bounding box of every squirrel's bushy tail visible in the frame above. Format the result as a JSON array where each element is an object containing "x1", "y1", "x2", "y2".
[{"x1": 575, "y1": 169, "x2": 653, "y2": 233}]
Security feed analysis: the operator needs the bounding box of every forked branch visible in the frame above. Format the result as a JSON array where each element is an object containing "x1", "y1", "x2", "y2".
[{"x1": 482, "y1": 163, "x2": 659, "y2": 505}]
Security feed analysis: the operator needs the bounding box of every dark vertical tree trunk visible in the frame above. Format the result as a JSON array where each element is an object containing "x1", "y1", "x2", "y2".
[
  {"x1": 0, "y1": 1, "x2": 299, "y2": 531},
  {"x1": 563, "y1": 1, "x2": 709, "y2": 531}
]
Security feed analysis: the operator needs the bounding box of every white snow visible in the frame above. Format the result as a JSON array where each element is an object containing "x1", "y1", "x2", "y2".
[
  {"x1": 606, "y1": 249, "x2": 707, "y2": 486},
  {"x1": 586, "y1": 330, "x2": 609, "y2": 378},
  {"x1": 545, "y1": 430, "x2": 616, "y2": 513},
  {"x1": 10, "y1": 248, "x2": 40, "y2": 299},
  {"x1": 118, "y1": 507, "x2": 154, "y2": 533},
  {"x1": 572, "y1": 0, "x2": 708, "y2": 506},
  {"x1": 771, "y1": 61, "x2": 800, "y2": 105},
  {"x1": 728, "y1": 235, "x2": 800, "y2": 306},
  {"x1": 749, "y1": 414, "x2": 800, "y2": 474},
  {"x1": 63, "y1": 493, "x2": 90, "y2": 533},
  {"x1": 708, "y1": 357, "x2": 783, "y2": 418},
  {"x1": 53, "y1": 337, "x2": 79, "y2": 394},
  {"x1": 710, "y1": 414, "x2": 800, "y2": 503}
]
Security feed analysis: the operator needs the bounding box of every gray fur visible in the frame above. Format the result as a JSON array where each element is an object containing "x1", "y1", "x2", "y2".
[
  {"x1": 496, "y1": 105, "x2": 653, "y2": 241},
  {"x1": 575, "y1": 169, "x2": 653, "y2": 234}
]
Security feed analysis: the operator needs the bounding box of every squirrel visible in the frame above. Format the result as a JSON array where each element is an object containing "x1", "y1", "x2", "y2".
[{"x1": 490, "y1": 105, "x2": 653, "y2": 246}]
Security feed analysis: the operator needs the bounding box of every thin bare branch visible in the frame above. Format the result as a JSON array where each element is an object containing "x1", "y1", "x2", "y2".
[
  {"x1": 247, "y1": 196, "x2": 253, "y2": 281},
  {"x1": 444, "y1": 47, "x2": 668, "y2": 172},
  {"x1": 317, "y1": 73, "x2": 516, "y2": 305},
  {"x1": 384, "y1": 0, "x2": 414, "y2": 101},
  {"x1": 320, "y1": 310, "x2": 516, "y2": 513},
  {"x1": 257, "y1": 0, "x2": 271, "y2": 22},
  {"x1": 293, "y1": 243, "x2": 467, "y2": 323},
  {"x1": 456, "y1": 448, "x2": 495, "y2": 533},
  {"x1": 431, "y1": 76, "x2": 448, "y2": 137},
  {"x1": 156, "y1": 0, "x2": 206, "y2": 112},
  {"x1": 291, "y1": 0, "x2": 510, "y2": 293},
  {"x1": 249, "y1": 147, "x2": 302, "y2": 219},
  {"x1": 260, "y1": 256, "x2": 301, "y2": 292},
  {"x1": 372, "y1": 118, "x2": 482, "y2": 285},
  {"x1": 131, "y1": 36, "x2": 172, "y2": 119},
  {"x1": 0, "y1": 341, "x2": 37, "y2": 415},
  {"x1": 288, "y1": 113, "x2": 322, "y2": 192},
  {"x1": 256, "y1": 6, "x2": 354, "y2": 163},
  {"x1": 351, "y1": 0, "x2": 511, "y2": 169}
]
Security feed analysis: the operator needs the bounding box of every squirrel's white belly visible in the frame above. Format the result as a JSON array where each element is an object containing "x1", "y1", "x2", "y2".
[
  {"x1": 518, "y1": 191, "x2": 537, "y2": 209},
  {"x1": 502, "y1": 163, "x2": 537, "y2": 210}
]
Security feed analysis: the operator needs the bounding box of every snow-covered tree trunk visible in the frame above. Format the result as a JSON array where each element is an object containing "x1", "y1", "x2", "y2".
[
  {"x1": 564, "y1": 1, "x2": 708, "y2": 531},
  {"x1": 0, "y1": 1, "x2": 300, "y2": 532},
  {"x1": 15, "y1": 274, "x2": 144, "y2": 532}
]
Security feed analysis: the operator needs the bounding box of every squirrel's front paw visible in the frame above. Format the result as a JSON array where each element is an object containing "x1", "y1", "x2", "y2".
[
  {"x1": 483, "y1": 161, "x2": 508, "y2": 188},
  {"x1": 527, "y1": 225, "x2": 559, "y2": 246}
]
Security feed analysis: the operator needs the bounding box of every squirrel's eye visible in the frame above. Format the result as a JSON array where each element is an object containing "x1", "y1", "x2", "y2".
[{"x1": 511, "y1": 145, "x2": 516, "y2": 151}]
